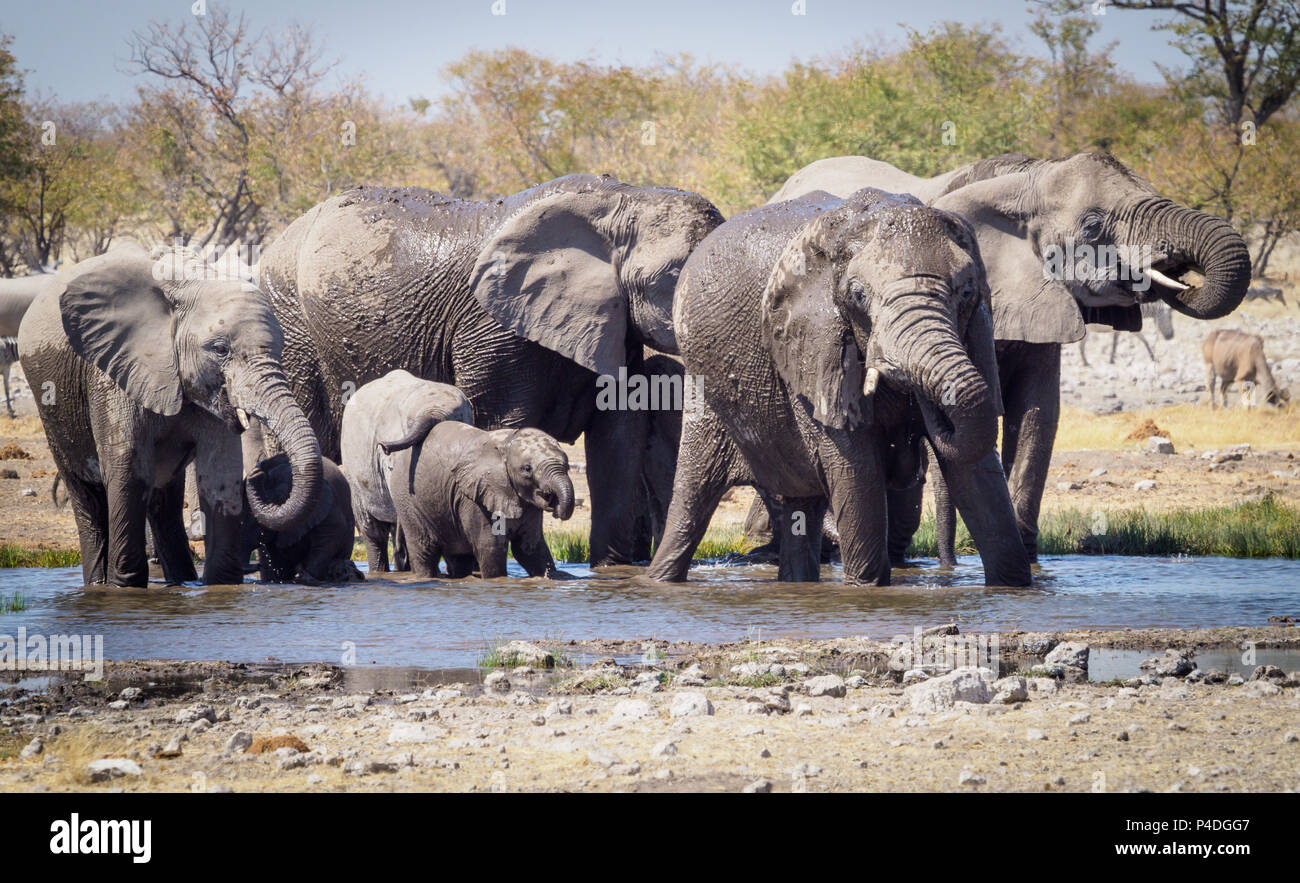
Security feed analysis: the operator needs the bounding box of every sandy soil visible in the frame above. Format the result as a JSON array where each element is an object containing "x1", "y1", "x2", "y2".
[{"x1": 1, "y1": 627, "x2": 1296, "y2": 793}]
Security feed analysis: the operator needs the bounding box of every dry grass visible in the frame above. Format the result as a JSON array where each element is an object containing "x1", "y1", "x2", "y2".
[
  {"x1": 0, "y1": 415, "x2": 48, "y2": 441},
  {"x1": 1054, "y1": 403, "x2": 1300, "y2": 452},
  {"x1": 47, "y1": 726, "x2": 139, "y2": 788}
]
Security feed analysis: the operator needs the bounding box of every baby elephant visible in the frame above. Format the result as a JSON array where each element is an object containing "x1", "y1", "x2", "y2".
[
  {"x1": 341, "y1": 370, "x2": 475, "y2": 571},
  {"x1": 388, "y1": 423, "x2": 575, "y2": 579},
  {"x1": 1203, "y1": 329, "x2": 1291, "y2": 408},
  {"x1": 243, "y1": 454, "x2": 364, "y2": 584}
]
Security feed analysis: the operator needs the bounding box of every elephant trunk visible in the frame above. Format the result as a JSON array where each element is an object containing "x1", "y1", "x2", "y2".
[
  {"x1": 233, "y1": 359, "x2": 323, "y2": 533},
  {"x1": 1125, "y1": 198, "x2": 1251, "y2": 320},
  {"x1": 538, "y1": 461, "x2": 575, "y2": 521},
  {"x1": 884, "y1": 291, "x2": 997, "y2": 467}
]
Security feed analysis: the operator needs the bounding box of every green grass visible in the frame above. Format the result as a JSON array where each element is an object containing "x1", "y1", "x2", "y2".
[
  {"x1": 0, "y1": 545, "x2": 80, "y2": 568},
  {"x1": 907, "y1": 495, "x2": 1300, "y2": 559},
  {"x1": 545, "y1": 526, "x2": 752, "y2": 564},
  {"x1": 0, "y1": 592, "x2": 25, "y2": 613}
]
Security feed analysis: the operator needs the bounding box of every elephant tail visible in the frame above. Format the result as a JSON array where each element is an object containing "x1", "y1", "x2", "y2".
[
  {"x1": 51, "y1": 472, "x2": 68, "y2": 509},
  {"x1": 378, "y1": 412, "x2": 441, "y2": 455}
]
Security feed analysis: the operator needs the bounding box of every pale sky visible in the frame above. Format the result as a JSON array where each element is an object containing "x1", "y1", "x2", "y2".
[{"x1": 3, "y1": 0, "x2": 1193, "y2": 106}]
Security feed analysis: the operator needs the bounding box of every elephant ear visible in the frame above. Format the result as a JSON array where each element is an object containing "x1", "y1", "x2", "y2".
[
  {"x1": 934, "y1": 174, "x2": 1085, "y2": 345},
  {"x1": 469, "y1": 188, "x2": 626, "y2": 377},
  {"x1": 760, "y1": 211, "x2": 867, "y2": 430},
  {"x1": 60, "y1": 253, "x2": 183, "y2": 416},
  {"x1": 454, "y1": 432, "x2": 524, "y2": 521}
]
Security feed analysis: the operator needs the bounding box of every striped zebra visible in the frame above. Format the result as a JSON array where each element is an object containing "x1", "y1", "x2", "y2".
[{"x1": 0, "y1": 336, "x2": 17, "y2": 417}]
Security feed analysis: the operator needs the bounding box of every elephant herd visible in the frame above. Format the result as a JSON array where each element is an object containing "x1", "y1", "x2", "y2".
[{"x1": 12, "y1": 151, "x2": 1251, "y2": 589}]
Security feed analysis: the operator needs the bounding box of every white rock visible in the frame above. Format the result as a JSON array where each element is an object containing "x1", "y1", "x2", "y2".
[
  {"x1": 958, "y1": 770, "x2": 986, "y2": 786},
  {"x1": 1045, "y1": 641, "x2": 1090, "y2": 670},
  {"x1": 903, "y1": 667, "x2": 993, "y2": 713},
  {"x1": 652, "y1": 739, "x2": 679, "y2": 757},
  {"x1": 804, "y1": 675, "x2": 847, "y2": 697},
  {"x1": 610, "y1": 699, "x2": 656, "y2": 722},
  {"x1": 1241, "y1": 680, "x2": 1282, "y2": 698},
  {"x1": 743, "y1": 778, "x2": 773, "y2": 793},
  {"x1": 85, "y1": 758, "x2": 143, "y2": 782},
  {"x1": 992, "y1": 676, "x2": 1028, "y2": 703},
  {"x1": 483, "y1": 672, "x2": 511, "y2": 693},
  {"x1": 668, "y1": 692, "x2": 713, "y2": 718},
  {"x1": 1133, "y1": 479, "x2": 1156, "y2": 491},
  {"x1": 387, "y1": 724, "x2": 445, "y2": 744},
  {"x1": 1146, "y1": 436, "x2": 1175, "y2": 454}
]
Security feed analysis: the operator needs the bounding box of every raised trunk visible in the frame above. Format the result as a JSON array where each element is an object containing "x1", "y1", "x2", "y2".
[
  {"x1": 1124, "y1": 198, "x2": 1251, "y2": 320},
  {"x1": 234, "y1": 359, "x2": 323, "y2": 532}
]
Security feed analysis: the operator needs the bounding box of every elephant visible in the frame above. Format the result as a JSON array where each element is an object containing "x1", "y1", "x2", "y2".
[
  {"x1": 386, "y1": 423, "x2": 576, "y2": 579},
  {"x1": 1, "y1": 273, "x2": 55, "y2": 417},
  {"x1": 340, "y1": 369, "x2": 475, "y2": 571},
  {"x1": 645, "y1": 187, "x2": 1032, "y2": 586},
  {"x1": 242, "y1": 453, "x2": 364, "y2": 584},
  {"x1": 772, "y1": 152, "x2": 1251, "y2": 563},
  {"x1": 1202, "y1": 329, "x2": 1291, "y2": 408},
  {"x1": 259, "y1": 173, "x2": 723, "y2": 567},
  {"x1": 18, "y1": 243, "x2": 323, "y2": 587}
]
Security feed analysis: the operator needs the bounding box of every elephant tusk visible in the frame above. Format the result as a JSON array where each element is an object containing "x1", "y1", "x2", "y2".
[
  {"x1": 1146, "y1": 266, "x2": 1190, "y2": 291},
  {"x1": 236, "y1": 408, "x2": 251, "y2": 430},
  {"x1": 862, "y1": 366, "x2": 879, "y2": 397}
]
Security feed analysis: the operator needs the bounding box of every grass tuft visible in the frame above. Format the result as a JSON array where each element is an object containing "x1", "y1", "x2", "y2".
[
  {"x1": 545, "y1": 525, "x2": 752, "y2": 564},
  {"x1": 0, "y1": 545, "x2": 80, "y2": 568},
  {"x1": 907, "y1": 495, "x2": 1300, "y2": 559},
  {"x1": 0, "y1": 592, "x2": 26, "y2": 613}
]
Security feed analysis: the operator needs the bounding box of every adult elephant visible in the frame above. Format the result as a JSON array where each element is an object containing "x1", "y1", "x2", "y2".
[
  {"x1": 646, "y1": 188, "x2": 1031, "y2": 586},
  {"x1": 772, "y1": 152, "x2": 1250, "y2": 561},
  {"x1": 1, "y1": 273, "x2": 55, "y2": 416},
  {"x1": 261, "y1": 174, "x2": 723, "y2": 566},
  {"x1": 19, "y1": 243, "x2": 322, "y2": 586}
]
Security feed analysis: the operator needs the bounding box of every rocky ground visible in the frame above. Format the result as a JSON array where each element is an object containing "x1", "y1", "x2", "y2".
[
  {"x1": 1, "y1": 627, "x2": 1296, "y2": 793},
  {"x1": 1061, "y1": 297, "x2": 1300, "y2": 414}
]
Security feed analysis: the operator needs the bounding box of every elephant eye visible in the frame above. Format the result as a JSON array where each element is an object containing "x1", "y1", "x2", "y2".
[
  {"x1": 207, "y1": 338, "x2": 231, "y2": 357},
  {"x1": 521, "y1": 464, "x2": 532, "y2": 474},
  {"x1": 1080, "y1": 215, "x2": 1105, "y2": 241}
]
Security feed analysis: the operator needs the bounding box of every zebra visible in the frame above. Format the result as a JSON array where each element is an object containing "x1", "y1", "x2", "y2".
[{"x1": 0, "y1": 336, "x2": 17, "y2": 418}]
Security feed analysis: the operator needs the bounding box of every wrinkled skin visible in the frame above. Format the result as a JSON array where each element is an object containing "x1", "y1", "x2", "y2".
[
  {"x1": 773, "y1": 153, "x2": 1251, "y2": 561},
  {"x1": 18, "y1": 244, "x2": 322, "y2": 587},
  {"x1": 386, "y1": 423, "x2": 575, "y2": 579},
  {"x1": 646, "y1": 188, "x2": 1031, "y2": 586},
  {"x1": 1, "y1": 274, "x2": 54, "y2": 416},
  {"x1": 243, "y1": 453, "x2": 363, "y2": 584},
  {"x1": 1202, "y1": 329, "x2": 1291, "y2": 408},
  {"x1": 260, "y1": 174, "x2": 722, "y2": 567},
  {"x1": 339, "y1": 369, "x2": 475, "y2": 572}
]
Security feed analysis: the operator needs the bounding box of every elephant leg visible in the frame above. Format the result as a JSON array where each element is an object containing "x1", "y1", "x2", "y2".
[
  {"x1": 392, "y1": 522, "x2": 410, "y2": 572},
  {"x1": 355, "y1": 506, "x2": 390, "y2": 573},
  {"x1": 60, "y1": 472, "x2": 109, "y2": 585},
  {"x1": 2, "y1": 363, "x2": 12, "y2": 417},
  {"x1": 999, "y1": 343, "x2": 1060, "y2": 561},
  {"x1": 645, "y1": 408, "x2": 742, "y2": 582},
  {"x1": 774, "y1": 496, "x2": 828, "y2": 583},
  {"x1": 147, "y1": 471, "x2": 197, "y2": 585},
  {"x1": 512, "y1": 526, "x2": 559, "y2": 578},
  {"x1": 193, "y1": 432, "x2": 246, "y2": 585},
  {"x1": 585, "y1": 405, "x2": 649, "y2": 566},
  {"x1": 473, "y1": 528, "x2": 511, "y2": 578},
  {"x1": 405, "y1": 534, "x2": 443, "y2": 579},
  {"x1": 104, "y1": 466, "x2": 150, "y2": 588},
  {"x1": 929, "y1": 455, "x2": 958, "y2": 568},
  {"x1": 818, "y1": 430, "x2": 887, "y2": 585},
  {"x1": 887, "y1": 482, "x2": 924, "y2": 567},
  {"x1": 933, "y1": 450, "x2": 1032, "y2": 587},
  {"x1": 445, "y1": 553, "x2": 476, "y2": 578}
]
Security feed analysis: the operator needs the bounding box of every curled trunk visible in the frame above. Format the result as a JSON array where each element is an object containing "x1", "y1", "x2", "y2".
[
  {"x1": 539, "y1": 462, "x2": 575, "y2": 520},
  {"x1": 1124, "y1": 198, "x2": 1251, "y2": 320},
  {"x1": 234, "y1": 360, "x2": 323, "y2": 533}
]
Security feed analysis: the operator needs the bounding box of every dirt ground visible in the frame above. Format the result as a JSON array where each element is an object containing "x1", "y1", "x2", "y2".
[{"x1": 1, "y1": 627, "x2": 1296, "y2": 793}]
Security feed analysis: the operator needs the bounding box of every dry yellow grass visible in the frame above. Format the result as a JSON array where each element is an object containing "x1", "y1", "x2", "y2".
[
  {"x1": 0, "y1": 415, "x2": 47, "y2": 442},
  {"x1": 47, "y1": 726, "x2": 139, "y2": 788},
  {"x1": 1054, "y1": 403, "x2": 1300, "y2": 452}
]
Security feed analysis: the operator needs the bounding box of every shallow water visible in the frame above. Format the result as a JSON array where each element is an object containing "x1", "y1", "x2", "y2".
[{"x1": 0, "y1": 555, "x2": 1296, "y2": 671}]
